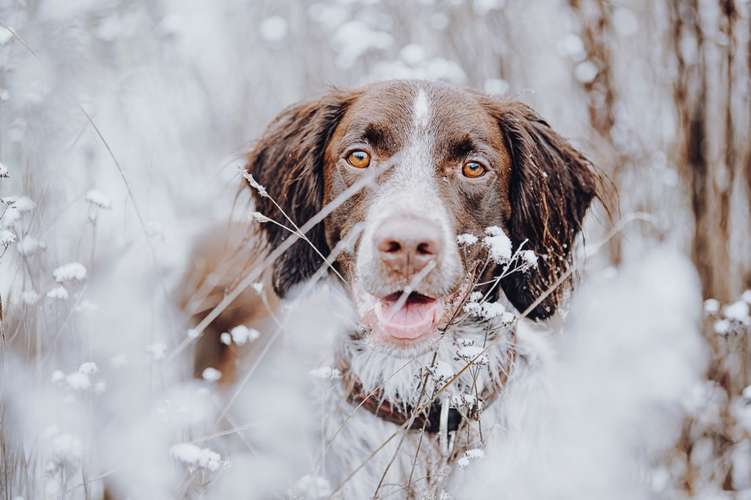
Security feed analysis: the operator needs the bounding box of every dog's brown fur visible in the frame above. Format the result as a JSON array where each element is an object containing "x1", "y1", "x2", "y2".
[{"x1": 179, "y1": 79, "x2": 606, "y2": 380}]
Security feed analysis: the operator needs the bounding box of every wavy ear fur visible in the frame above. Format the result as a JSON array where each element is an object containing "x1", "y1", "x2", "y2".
[
  {"x1": 485, "y1": 101, "x2": 604, "y2": 319},
  {"x1": 245, "y1": 90, "x2": 358, "y2": 297}
]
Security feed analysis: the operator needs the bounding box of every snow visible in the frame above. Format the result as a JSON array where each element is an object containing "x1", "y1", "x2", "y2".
[
  {"x1": 724, "y1": 301, "x2": 750, "y2": 323},
  {"x1": 146, "y1": 342, "x2": 167, "y2": 361},
  {"x1": 85, "y1": 189, "x2": 112, "y2": 209},
  {"x1": 288, "y1": 474, "x2": 332, "y2": 499},
  {"x1": 170, "y1": 443, "x2": 222, "y2": 472},
  {"x1": 308, "y1": 366, "x2": 342, "y2": 380},
  {"x1": 463, "y1": 299, "x2": 513, "y2": 323},
  {"x1": 400, "y1": 44, "x2": 425, "y2": 65},
  {"x1": 201, "y1": 367, "x2": 222, "y2": 382},
  {"x1": 0, "y1": 161, "x2": 8, "y2": 177},
  {"x1": 46, "y1": 286, "x2": 69, "y2": 300},
  {"x1": 520, "y1": 249, "x2": 538, "y2": 268},
  {"x1": 78, "y1": 362, "x2": 98, "y2": 375},
  {"x1": 52, "y1": 262, "x2": 87, "y2": 282},
  {"x1": 457, "y1": 233, "x2": 478, "y2": 246},
  {"x1": 482, "y1": 226, "x2": 512, "y2": 263},
  {"x1": 244, "y1": 173, "x2": 268, "y2": 198},
  {"x1": 575, "y1": 60, "x2": 599, "y2": 84},
  {"x1": 704, "y1": 298, "x2": 720, "y2": 314},
  {"x1": 65, "y1": 372, "x2": 91, "y2": 390},
  {"x1": 229, "y1": 325, "x2": 260, "y2": 345},
  {"x1": 251, "y1": 211, "x2": 272, "y2": 223},
  {"x1": 483, "y1": 78, "x2": 509, "y2": 95},
  {"x1": 3, "y1": 195, "x2": 36, "y2": 212}
]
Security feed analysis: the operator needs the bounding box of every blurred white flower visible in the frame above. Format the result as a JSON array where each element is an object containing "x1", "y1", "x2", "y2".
[
  {"x1": 483, "y1": 78, "x2": 509, "y2": 96},
  {"x1": 473, "y1": 0, "x2": 505, "y2": 14},
  {"x1": 21, "y1": 289, "x2": 39, "y2": 305},
  {"x1": 146, "y1": 342, "x2": 167, "y2": 361},
  {"x1": 46, "y1": 286, "x2": 69, "y2": 300},
  {"x1": 65, "y1": 371, "x2": 91, "y2": 391},
  {"x1": 557, "y1": 33, "x2": 586, "y2": 60},
  {"x1": 17, "y1": 235, "x2": 45, "y2": 256},
  {"x1": 457, "y1": 448, "x2": 485, "y2": 469},
  {"x1": 229, "y1": 325, "x2": 259, "y2": 345},
  {"x1": 0, "y1": 27, "x2": 11, "y2": 45},
  {"x1": 3, "y1": 195, "x2": 35, "y2": 213},
  {"x1": 202, "y1": 367, "x2": 222, "y2": 382},
  {"x1": 53, "y1": 262, "x2": 87, "y2": 282},
  {"x1": 724, "y1": 301, "x2": 750, "y2": 323},
  {"x1": 704, "y1": 298, "x2": 720, "y2": 314},
  {"x1": 78, "y1": 362, "x2": 98, "y2": 375},
  {"x1": 220, "y1": 332, "x2": 232, "y2": 345},
  {"x1": 575, "y1": 60, "x2": 599, "y2": 84},
  {"x1": 288, "y1": 474, "x2": 332, "y2": 499},
  {"x1": 400, "y1": 44, "x2": 425, "y2": 65},
  {"x1": 252, "y1": 281, "x2": 264, "y2": 294},
  {"x1": 713, "y1": 319, "x2": 730, "y2": 335},
  {"x1": 170, "y1": 443, "x2": 222, "y2": 472},
  {"x1": 332, "y1": 20, "x2": 392, "y2": 68},
  {"x1": 85, "y1": 189, "x2": 112, "y2": 209},
  {"x1": 260, "y1": 16, "x2": 288, "y2": 41}
]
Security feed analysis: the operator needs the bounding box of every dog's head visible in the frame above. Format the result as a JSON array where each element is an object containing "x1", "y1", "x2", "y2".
[{"x1": 247, "y1": 80, "x2": 602, "y2": 348}]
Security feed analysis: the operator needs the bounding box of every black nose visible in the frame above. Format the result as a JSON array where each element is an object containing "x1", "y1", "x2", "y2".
[{"x1": 374, "y1": 216, "x2": 442, "y2": 278}]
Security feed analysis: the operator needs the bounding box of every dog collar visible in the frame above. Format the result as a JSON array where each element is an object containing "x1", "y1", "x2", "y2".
[{"x1": 337, "y1": 333, "x2": 517, "y2": 435}]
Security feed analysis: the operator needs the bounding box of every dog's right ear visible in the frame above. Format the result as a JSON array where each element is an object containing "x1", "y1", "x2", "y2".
[{"x1": 245, "y1": 89, "x2": 359, "y2": 297}]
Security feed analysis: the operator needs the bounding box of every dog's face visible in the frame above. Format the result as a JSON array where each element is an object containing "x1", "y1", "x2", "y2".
[{"x1": 248, "y1": 80, "x2": 601, "y2": 348}]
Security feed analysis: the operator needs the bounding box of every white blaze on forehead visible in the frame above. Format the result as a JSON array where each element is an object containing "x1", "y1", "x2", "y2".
[
  {"x1": 412, "y1": 88, "x2": 431, "y2": 130},
  {"x1": 354, "y1": 85, "x2": 463, "y2": 296}
]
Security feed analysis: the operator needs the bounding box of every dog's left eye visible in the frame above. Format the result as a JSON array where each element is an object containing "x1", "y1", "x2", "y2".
[
  {"x1": 462, "y1": 160, "x2": 486, "y2": 178},
  {"x1": 347, "y1": 150, "x2": 371, "y2": 169}
]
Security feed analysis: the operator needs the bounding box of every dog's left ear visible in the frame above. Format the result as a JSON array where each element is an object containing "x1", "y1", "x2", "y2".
[
  {"x1": 483, "y1": 100, "x2": 604, "y2": 320},
  {"x1": 246, "y1": 89, "x2": 359, "y2": 297}
]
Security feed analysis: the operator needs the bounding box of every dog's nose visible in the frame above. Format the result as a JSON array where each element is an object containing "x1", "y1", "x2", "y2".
[{"x1": 375, "y1": 216, "x2": 442, "y2": 277}]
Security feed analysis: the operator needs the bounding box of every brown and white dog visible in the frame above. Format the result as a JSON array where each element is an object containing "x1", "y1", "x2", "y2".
[{"x1": 179, "y1": 79, "x2": 603, "y2": 499}]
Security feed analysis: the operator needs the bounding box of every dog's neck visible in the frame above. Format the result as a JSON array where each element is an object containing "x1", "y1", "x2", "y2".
[{"x1": 335, "y1": 316, "x2": 518, "y2": 425}]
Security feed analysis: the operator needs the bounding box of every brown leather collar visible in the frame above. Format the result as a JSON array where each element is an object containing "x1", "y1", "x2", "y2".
[{"x1": 338, "y1": 335, "x2": 517, "y2": 434}]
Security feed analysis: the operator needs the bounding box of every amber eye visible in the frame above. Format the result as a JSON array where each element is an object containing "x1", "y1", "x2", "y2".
[
  {"x1": 462, "y1": 161, "x2": 486, "y2": 178},
  {"x1": 346, "y1": 150, "x2": 371, "y2": 169}
]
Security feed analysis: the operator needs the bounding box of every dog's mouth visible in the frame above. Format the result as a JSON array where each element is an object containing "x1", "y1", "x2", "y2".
[
  {"x1": 353, "y1": 282, "x2": 470, "y2": 346},
  {"x1": 374, "y1": 291, "x2": 442, "y2": 341}
]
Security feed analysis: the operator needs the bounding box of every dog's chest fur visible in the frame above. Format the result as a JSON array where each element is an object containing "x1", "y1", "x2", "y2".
[{"x1": 307, "y1": 313, "x2": 548, "y2": 499}]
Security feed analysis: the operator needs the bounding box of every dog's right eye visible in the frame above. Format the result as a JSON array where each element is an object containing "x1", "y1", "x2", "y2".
[{"x1": 346, "y1": 150, "x2": 371, "y2": 169}]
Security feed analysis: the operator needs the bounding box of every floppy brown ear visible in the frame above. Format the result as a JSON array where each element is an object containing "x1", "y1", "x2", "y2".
[
  {"x1": 246, "y1": 90, "x2": 359, "y2": 297},
  {"x1": 486, "y1": 101, "x2": 603, "y2": 319}
]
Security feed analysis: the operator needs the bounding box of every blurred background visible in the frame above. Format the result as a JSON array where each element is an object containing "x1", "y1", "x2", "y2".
[{"x1": 0, "y1": 0, "x2": 750, "y2": 498}]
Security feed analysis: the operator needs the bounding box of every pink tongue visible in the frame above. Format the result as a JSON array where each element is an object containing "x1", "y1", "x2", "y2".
[{"x1": 376, "y1": 299, "x2": 438, "y2": 340}]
